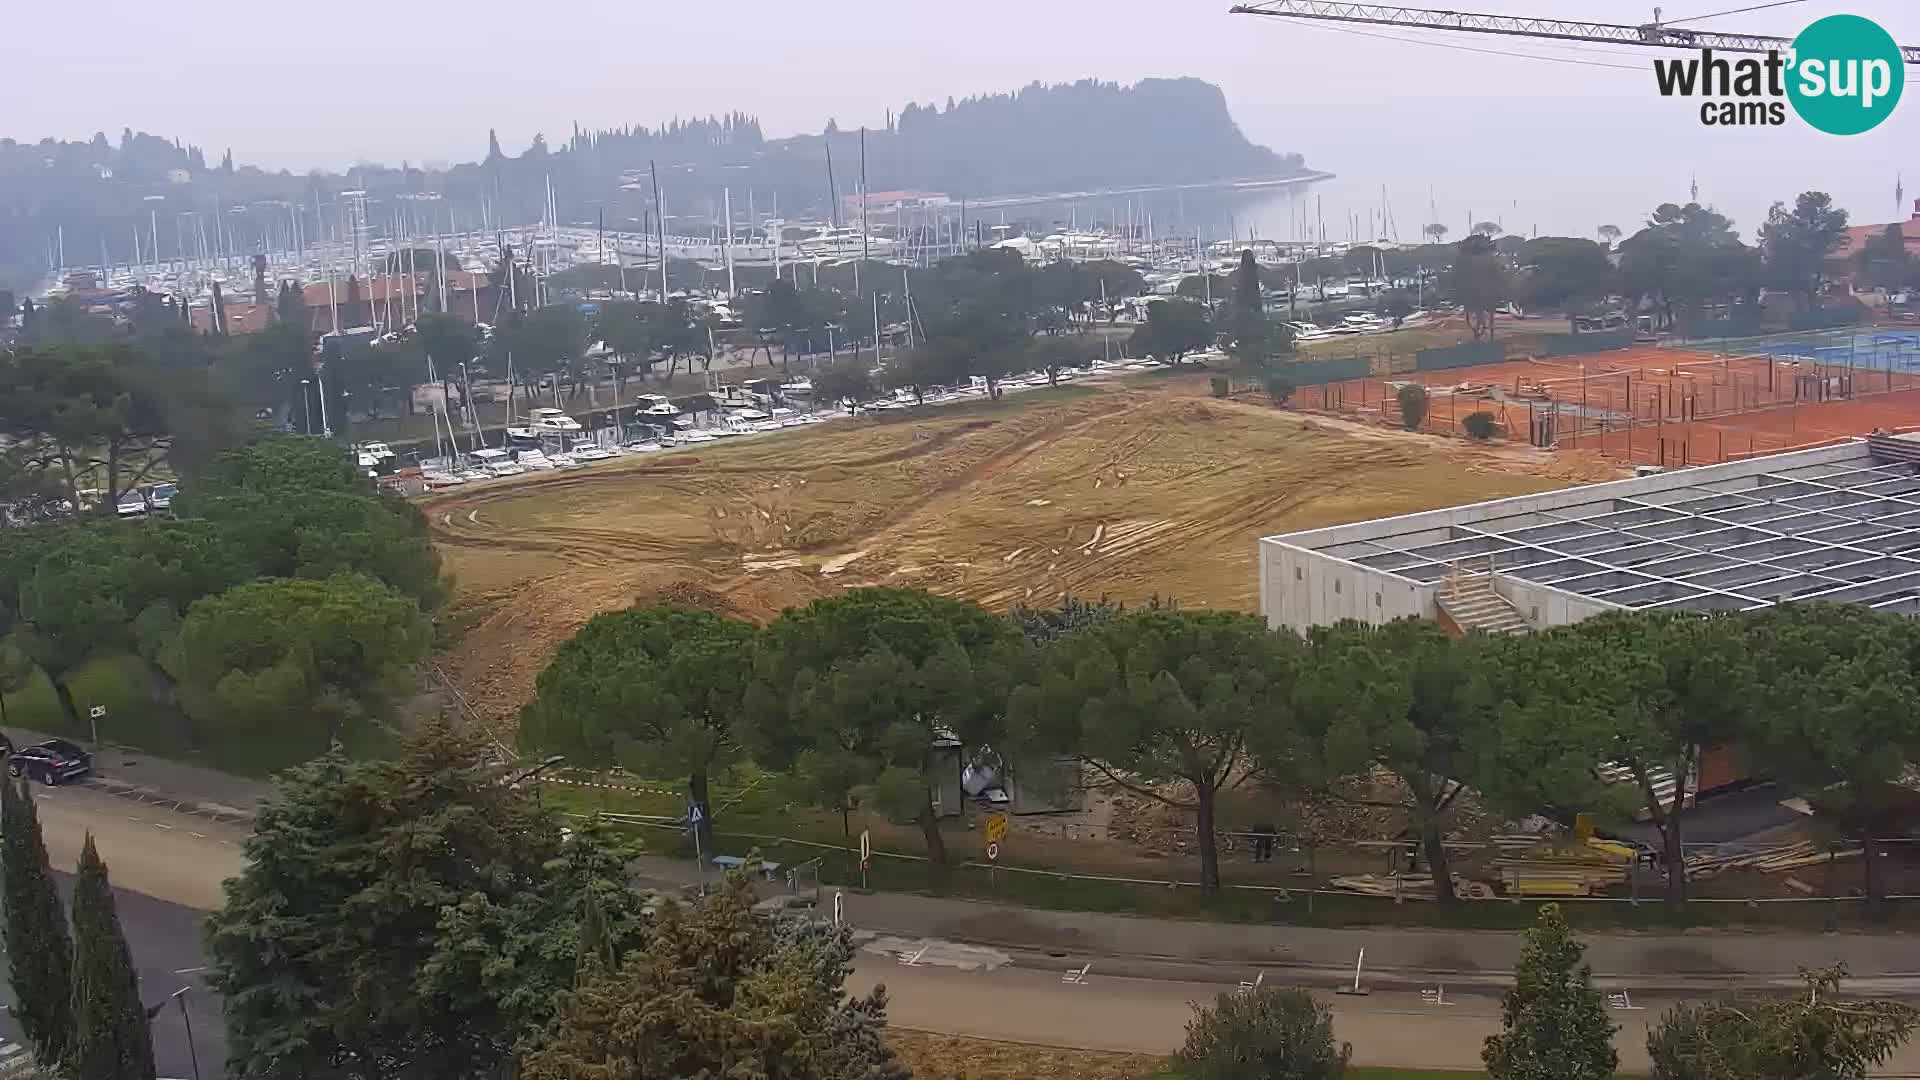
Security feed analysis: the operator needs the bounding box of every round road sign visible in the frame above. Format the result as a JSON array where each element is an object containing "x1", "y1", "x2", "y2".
[{"x1": 985, "y1": 841, "x2": 1000, "y2": 862}]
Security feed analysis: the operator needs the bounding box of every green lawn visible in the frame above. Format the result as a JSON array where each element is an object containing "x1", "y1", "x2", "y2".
[
  {"x1": 1, "y1": 654, "x2": 193, "y2": 756},
  {"x1": 546, "y1": 773, "x2": 1910, "y2": 933},
  {"x1": 0, "y1": 651, "x2": 394, "y2": 778}
]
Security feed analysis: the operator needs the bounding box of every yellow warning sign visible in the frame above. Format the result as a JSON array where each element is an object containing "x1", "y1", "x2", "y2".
[{"x1": 984, "y1": 813, "x2": 1009, "y2": 845}]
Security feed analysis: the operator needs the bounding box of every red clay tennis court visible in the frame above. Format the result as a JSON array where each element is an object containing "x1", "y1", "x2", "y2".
[{"x1": 1295, "y1": 344, "x2": 1920, "y2": 466}]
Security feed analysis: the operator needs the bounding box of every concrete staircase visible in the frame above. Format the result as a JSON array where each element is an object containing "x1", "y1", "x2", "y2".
[{"x1": 1437, "y1": 572, "x2": 1533, "y2": 635}]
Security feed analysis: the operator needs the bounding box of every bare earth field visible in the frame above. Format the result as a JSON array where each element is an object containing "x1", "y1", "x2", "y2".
[{"x1": 427, "y1": 374, "x2": 1617, "y2": 727}]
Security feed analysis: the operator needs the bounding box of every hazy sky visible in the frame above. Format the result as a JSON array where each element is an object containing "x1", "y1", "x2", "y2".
[{"x1": 6, "y1": 0, "x2": 1917, "y2": 238}]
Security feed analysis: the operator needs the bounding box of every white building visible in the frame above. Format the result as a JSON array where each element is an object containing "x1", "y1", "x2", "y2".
[{"x1": 1260, "y1": 434, "x2": 1920, "y2": 635}]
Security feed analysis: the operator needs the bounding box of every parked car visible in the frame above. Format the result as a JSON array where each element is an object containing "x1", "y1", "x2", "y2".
[
  {"x1": 8, "y1": 738, "x2": 93, "y2": 785},
  {"x1": 0, "y1": 731, "x2": 13, "y2": 757}
]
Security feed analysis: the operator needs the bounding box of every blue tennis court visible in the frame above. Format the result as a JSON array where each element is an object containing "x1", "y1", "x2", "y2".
[{"x1": 1760, "y1": 330, "x2": 1920, "y2": 371}]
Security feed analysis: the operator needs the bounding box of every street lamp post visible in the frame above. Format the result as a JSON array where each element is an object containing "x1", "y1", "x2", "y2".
[
  {"x1": 300, "y1": 379, "x2": 313, "y2": 434},
  {"x1": 171, "y1": 985, "x2": 202, "y2": 1080}
]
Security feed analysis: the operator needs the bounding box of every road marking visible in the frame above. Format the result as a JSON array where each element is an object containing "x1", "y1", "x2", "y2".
[
  {"x1": 172, "y1": 966, "x2": 208, "y2": 975},
  {"x1": 188, "y1": 832, "x2": 206, "y2": 839},
  {"x1": 0, "y1": 1043, "x2": 21, "y2": 1059},
  {"x1": 152, "y1": 822, "x2": 174, "y2": 830}
]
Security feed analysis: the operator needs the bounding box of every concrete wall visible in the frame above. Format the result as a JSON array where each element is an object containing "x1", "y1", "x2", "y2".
[
  {"x1": 1490, "y1": 573, "x2": 1623, "y2": 629},
  {"x1": 1260, "y1": 538, "x2": 1434, "y2": 632}
]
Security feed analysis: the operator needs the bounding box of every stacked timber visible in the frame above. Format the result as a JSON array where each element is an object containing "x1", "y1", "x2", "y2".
[
  {"x1": 1327, "y1": 874, "x2": 1497, "y2": 901},
  {"x1": 1683, "y1": 842, "x2": 1860, "y2": 880}
]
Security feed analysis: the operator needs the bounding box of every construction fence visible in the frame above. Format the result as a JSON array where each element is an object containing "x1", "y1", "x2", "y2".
[
  {"x1": 1288, "y1": 328, "x2": 1920, "y2": 466},
  {"x1": 578, "y1": 807, "x2": 1920, "y2": 920}
]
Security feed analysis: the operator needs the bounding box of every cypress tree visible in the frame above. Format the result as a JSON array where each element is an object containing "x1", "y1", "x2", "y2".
[
  {"x1": 1228, "y1": 249, "x2": 1274, "y2": 368},
  {"x1": 1, "y1": 777, "x2": 74, "y2": 1067},
  {"x1": 67, "y1": 835, "x2": 156, "y2": 1080}
]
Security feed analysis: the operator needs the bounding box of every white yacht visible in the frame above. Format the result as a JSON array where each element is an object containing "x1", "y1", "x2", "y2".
[
  {"x1": 797, "y1": 227, "x2": 899, "y2": 262},
  {"x1": 525, "y1": 407, "x2": 582, "y2": 435},
  {"x1": 635, "y1": 394, "x2": 680, "y2": 418}
]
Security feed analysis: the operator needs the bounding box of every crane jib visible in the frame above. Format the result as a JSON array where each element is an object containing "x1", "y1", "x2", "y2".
[{"x1": 1228, "y1": 1, "x2": 1920, "y2": 66}]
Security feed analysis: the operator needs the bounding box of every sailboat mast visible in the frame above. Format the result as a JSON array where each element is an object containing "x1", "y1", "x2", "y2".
[
  {"x1": 650, "y1": 160, "x2": 667, "y2": 301},
  {"x1": 825, "y1": 138, "x2": 839, "y2": 228},
  {"x1": 859, "y1": 127, "x2": 870, "y2": 273},
  {"x1": 723, "y1": 188, "x2": 736, "y2": 297}
]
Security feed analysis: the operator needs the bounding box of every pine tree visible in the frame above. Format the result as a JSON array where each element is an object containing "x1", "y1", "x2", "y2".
[
  {"x1": 520, "y1": 870, "x2": 908, "y2": 1080},
  {"x1": 1, "y1": 778, "x2": 74, "y2": 1067},
  {"x1": 1483, "y1": 904, "x2": 1616, "y2": 1080},
  {"x1": 67, "y1": 835, "x2": 156, "y2": 1080}
]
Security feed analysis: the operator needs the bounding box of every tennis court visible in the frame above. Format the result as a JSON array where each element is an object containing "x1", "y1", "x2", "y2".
[{"x1": 1293, "y1": 337, "x2": 1920, "y2": 466}]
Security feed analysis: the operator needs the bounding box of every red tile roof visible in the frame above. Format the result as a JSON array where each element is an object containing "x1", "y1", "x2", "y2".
[{"x1": 1834, "y1": 203, "x2": 1920, "y2": 259}]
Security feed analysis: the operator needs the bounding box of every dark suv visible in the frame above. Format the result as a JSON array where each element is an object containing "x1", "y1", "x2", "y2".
[{"x1": 8, "y1": 739, "x2": 93, "y2": 786}]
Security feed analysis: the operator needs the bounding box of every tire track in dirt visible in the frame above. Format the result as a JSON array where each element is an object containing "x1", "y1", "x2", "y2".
[
  {"x1": 944, "y1": 439, "x2": 1417, "y2": 609},
  {"x1": 799, "y1": 393, "x2": 1146, "y2": 567}
]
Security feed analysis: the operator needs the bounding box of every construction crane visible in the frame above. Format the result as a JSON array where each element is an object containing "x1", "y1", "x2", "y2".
[{"x1": 1227, "y1": 2, "x2": 1920, "y2": 64}]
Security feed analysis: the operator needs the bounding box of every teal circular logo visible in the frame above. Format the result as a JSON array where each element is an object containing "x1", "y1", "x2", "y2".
[{"x1": 1787, "y1": 14, "x2": 1904, "y2": 135}]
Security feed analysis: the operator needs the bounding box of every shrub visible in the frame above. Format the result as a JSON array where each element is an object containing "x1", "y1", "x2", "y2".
[
  {"x1": 1264, "y1": 374, "x2": 1296, "y2": 406},
  {"x1": 1209, "y1": 375, "x2": 1231, "y2": 398},
  {"x1": 1396, "y1": 383, "x2": 1430, "y2": 430},
  {"x1": 1483, "y1": 904, "x2": 1616, "y2": 1080},
  {"x1": 1646, "y1": 966, "x2": 1919, "y2": 1080},
  {"x1": 1462, "y1": 411, "x2": 1497, "y2": 440},
  {"x1": 1172, "y1": 986, "x2": 1350, "y2": 1080}
]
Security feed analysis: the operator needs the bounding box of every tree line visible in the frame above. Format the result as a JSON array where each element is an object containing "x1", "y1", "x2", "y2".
[
  {"x1": 0, "y1": 435, "x2": 442, "y2": 772},
  {"x1": 524, "y1": 589, "x2": 1920, "y2": 912}
]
